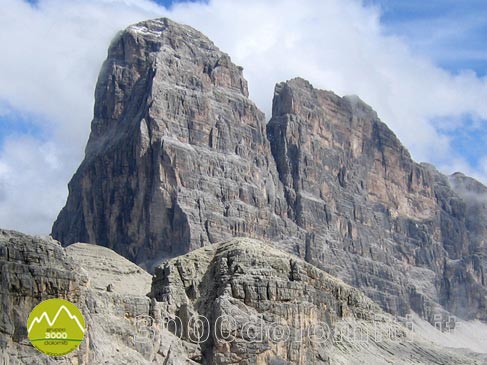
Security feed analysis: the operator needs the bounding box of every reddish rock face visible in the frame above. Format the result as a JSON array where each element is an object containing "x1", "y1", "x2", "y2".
[
  {"x1": 52, "y1": 18, "x2": 487, "y2": 323},
  {"x1": 267, "y1": 78, "x2": 487, "y2": 322}
]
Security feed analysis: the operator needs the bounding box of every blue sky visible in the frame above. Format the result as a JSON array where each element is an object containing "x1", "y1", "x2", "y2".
[
  {"x1": 365, "y1": 0, "x2": 487, "y2": 173},
  {"x1": 0, "y1": 0, "x2": 486, "y2": 233},
  {"x1": 0, "y1": 111, "x2": 44, "y2": 143},
  {"x1": 27, "y1": 0, "x2": 205, "y2": 9},
  {"x1": 367, "y1": 0, "x2": 487, "y2": 76}
]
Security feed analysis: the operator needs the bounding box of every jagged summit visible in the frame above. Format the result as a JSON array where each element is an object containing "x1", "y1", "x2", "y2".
[
  {"x1": 272, "y1": 77, "x2": 378, "y2": 121},
  {"x1": 451, "y1": 171, "x2": 487, "y2": 193},
  {"x1": 87, "y1": 17, "x2": 250, "y2": 157},
  {"x1": 52, "y1": 16, "x2": 295, "y2": 266},
  {"x1": 52, "y1": 16, "x2": 487, "y2": 329}
]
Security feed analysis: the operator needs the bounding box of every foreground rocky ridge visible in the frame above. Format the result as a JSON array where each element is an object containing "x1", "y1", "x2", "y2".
[
  {"x1": 2, "y1": 230, "x2": 486, "y2": 364},
  {"x1": 0, "y1": 229, "x2": 158, "y2": 364},
  {"x1": 51, "y1": 17, "x2": 487, "y2": 326}
]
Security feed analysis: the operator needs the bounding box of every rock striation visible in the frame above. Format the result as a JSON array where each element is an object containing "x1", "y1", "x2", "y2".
[
  {"x1": 266, "y1": 78, "x2": 487, "y2": 322},
  {"x1": 0, "y1": 229, "x2": 197, "y2": 364},
  {"x1": 52, "y1": 18, "x2": 300, "y2": 267},
  {"x1": 52, "y1": 18, "x2": 487, "y2": 326},
  {"x1": 2, "y1": 230, "x2": 485, "y2": 364}
]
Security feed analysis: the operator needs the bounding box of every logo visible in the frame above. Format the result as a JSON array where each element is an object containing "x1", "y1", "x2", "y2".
[{"x1": 27, "y1": 298, "x2": 85, "y2": 356}]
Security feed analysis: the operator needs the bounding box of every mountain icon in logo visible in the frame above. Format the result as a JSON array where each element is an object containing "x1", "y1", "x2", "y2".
[
  {"x1": 27, "y1": 298, "x2": 86, "y2": 356},
  {"x1": 28, "y1": 304, "x2": 85, "y2": 334}
]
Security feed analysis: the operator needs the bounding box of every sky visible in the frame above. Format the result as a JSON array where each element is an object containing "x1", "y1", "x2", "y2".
[{"x1": 0, "y1": 0, "x2": 486, "y2": 235}]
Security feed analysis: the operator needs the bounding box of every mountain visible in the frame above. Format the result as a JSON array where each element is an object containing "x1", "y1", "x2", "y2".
[
  {"x1": 51, "y1": 18, "x2": 487, "y2": 328},
  {"x1": 52, "y1": 18, "x2": 298, "y2": 266},
  {"x1": 2, "y1": 230, "x2": 487, "y2": 364},
  {"x1": 267, "y1": 78, "x2": 487, "y2": 322},
  {"x1": 0, "y1": 229, "x2": 162, "y2": 364}
]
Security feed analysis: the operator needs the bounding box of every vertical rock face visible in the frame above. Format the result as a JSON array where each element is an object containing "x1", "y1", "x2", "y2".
[
  {"x1": 52, "y1": 19, "x2": 301, "y2": 266},
  {"x1": 267, "y1": 78, "x2": 487, "y2": 321},
  {"x1": 52, "y1": 18, "x2": 487, "y2": 324},
  {"x1": 445, "y1": 172, "x2": 487, "y2": 318},
  {"x1": 450, "y1": 172, "x2": 487, "y2": 255}
]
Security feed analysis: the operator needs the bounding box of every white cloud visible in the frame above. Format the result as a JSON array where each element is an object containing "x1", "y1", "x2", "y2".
[
  {"x1": 0, "y1": 0, "x2": 486, "y2": 234},
  {"x1": 0, "y1": 0, "x2": 167, "y2": 234},
  {"x1": 375, "y1": 2, "x2": 487, "y2": 73},
  {"x1": 0, "y1": 136, "x2": 67, "y2": 234},
  {"x1": 438, "y1": 157, "x2": 487, "y2": 186}
]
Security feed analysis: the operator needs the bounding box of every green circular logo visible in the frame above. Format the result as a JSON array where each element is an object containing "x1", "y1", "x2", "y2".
[{"x1": 27, "y1": 298, "x2": 85, "y2": 356}]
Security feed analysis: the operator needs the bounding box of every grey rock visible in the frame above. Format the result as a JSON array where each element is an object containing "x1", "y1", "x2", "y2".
[
  {"x1": 267, "y1": 78, "x2": 487, "y2": 322},
  {"x1": 0, "y1": 229, "x2": 194, "y2": 364},
  {"x1": 50, "y1": 18, "x2": 487, "y2": 327},
  {"x1": 2, "y1": 230, "x2": 483, "y2": 364},
  {"x1": 0, "y1": 230, "x2": 82, "y2": 365},
  {"x1": 52, "y1": 18, "x2": 301, "y2": 268},
  {"x1": 152, "y1": 237, "x2": 484, "y2": 364}
]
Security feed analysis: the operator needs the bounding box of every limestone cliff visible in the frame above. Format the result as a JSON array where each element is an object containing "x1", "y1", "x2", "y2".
[
  {"x1": 52, "y1": 18, "x2": 301, "y2": 266},
  {"x1": 2, "y1": 231, "x2": 485, "y2": 364},
  {"x1": 267, "y1": 78, "x2": 487, "y2": 322},
  {"x1": 151, "y1": 238, "x2": 479, "y2": 365},
  {"x1": 51, "y1": 18, "x2": 487, "y2": 325}
]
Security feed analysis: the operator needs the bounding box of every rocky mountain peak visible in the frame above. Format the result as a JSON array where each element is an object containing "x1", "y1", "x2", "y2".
[
  {"x1": 53, "y1": 18, "x2": 295, "y2": 267},
  {"x1": 451, "y1": 171, "x2": 487, "y2": 195},
  {"x1": 89, "y1": 17, "x2": 250, "y2": 156},
  {"x1": 52, "y1": 17, "x2": 487, "y2": 328}
]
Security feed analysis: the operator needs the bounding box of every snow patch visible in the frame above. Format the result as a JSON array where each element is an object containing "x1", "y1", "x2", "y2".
[{"x1": 130, "y1": 25, "x2": 162, "y2": 37}]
